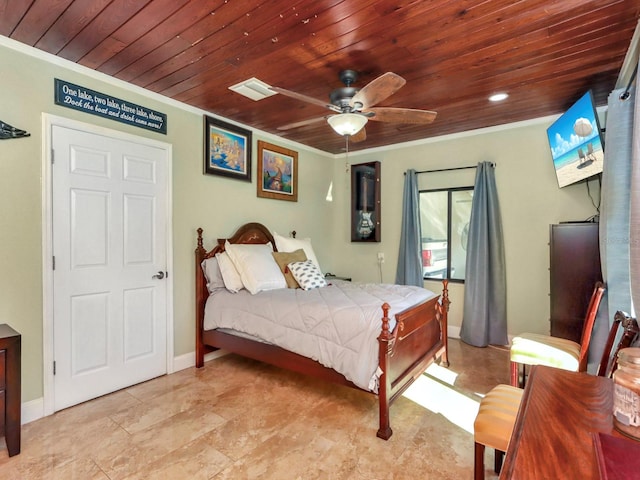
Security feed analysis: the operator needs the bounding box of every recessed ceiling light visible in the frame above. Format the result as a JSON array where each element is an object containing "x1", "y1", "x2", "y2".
[{"x1": 489, "y1": 92, "x2": 509, "y2": 102}]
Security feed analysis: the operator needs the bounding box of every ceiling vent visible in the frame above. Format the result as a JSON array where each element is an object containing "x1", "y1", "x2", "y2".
[{"x1": 228, "y1": 78, "x2": 276, "y2": 101}]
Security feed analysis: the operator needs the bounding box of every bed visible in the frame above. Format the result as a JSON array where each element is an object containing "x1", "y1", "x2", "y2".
[{"x1": 195, "y1": 222, "x2": 449, "y2": 439}]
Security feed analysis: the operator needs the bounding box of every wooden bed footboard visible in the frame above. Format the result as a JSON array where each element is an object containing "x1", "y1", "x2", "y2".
[
  {"x1": 195, "y1": 224, "x2": 450, "y2": 440},
  {"x1": 376, "y1": 282, "x2": 449, "y2": 439}
]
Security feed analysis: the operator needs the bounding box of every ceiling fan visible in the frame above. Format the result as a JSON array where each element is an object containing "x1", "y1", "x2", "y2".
[{"x1": 271, "y1": 70, "x2": 437, "y2": 142}]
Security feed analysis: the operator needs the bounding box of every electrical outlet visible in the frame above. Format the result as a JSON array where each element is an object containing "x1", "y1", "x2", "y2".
[{"x1": 377, "y1": 252, "x2": 385, "y2": 263}]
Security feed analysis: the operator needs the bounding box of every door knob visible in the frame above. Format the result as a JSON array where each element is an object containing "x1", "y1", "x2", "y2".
[{"x1": 152, "y1": 271, "x2": 165, "y2": 280}]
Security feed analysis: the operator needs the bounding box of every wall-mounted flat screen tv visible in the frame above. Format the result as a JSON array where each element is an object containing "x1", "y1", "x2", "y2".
[{"x1": 546, "y1": 90, "x2": 605, "y2": 188}]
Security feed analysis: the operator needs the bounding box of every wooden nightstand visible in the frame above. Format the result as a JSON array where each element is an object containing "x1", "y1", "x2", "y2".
[{"x1": 0, "y1": 324, "x2": 21, "y2": 457}]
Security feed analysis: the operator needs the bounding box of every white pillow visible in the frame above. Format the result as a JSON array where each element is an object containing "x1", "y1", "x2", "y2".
[
  {"x1": 201, "y1": 257, "x2": 226, "y2": 294},
  {"x1": 224, "y1": 241, "x2": 287, "y2": 295},
  {"x1": 288, "y1": 259, "x2": 327, "y2": 291},
  {"x1": 215, "y1": 252, "x2": 244, "y2": 293},
  {"x1": 273, "y1": 231, "x2": 322, "y2": 271}
]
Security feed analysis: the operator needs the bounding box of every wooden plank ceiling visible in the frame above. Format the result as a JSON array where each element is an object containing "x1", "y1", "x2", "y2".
[{"x1": 2, "y1": 0, "x2": 639, "y2": 154}]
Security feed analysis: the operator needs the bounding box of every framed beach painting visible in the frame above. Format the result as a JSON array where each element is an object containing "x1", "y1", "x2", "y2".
[
  {"x1": 204, "y1": 115, "x2": 252, "y2": 181},
  {"x1": 257, "y1": 140, "x2": 298, "y2": 202}
]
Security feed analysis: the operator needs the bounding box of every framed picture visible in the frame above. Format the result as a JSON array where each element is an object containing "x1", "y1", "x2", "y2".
[
  {"x1": 204, "y1": 115, "x2": 252, "y2": 181},
  {"x1": 351, "y1": 161, "x2": 381, "y2": 242},
  {"x1": 257, "y1": 140, "x2": 298, "y2": 202}
]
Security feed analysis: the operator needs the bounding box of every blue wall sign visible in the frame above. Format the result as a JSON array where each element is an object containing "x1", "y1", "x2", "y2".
[{"x1": 54, "y1": 79, "x2": 167, "y2": 135}]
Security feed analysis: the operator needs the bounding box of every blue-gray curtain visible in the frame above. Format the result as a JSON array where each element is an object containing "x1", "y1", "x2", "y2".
[
  {"x1": 589, "y1": 84, "x2": 636, "y2": 368},
  {"x1": 460, "y1": 162, "x2": 508, "y2": 347},
  {"x1": 630, "y1": 81, "x2": 640, "y2": 339},
  {"x1": 396, "y1": 169, "x2": 423, "y2": 286}
]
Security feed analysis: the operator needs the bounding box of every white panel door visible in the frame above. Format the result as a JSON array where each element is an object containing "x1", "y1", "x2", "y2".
[{"x1": 52, "y1": 125, "x2": 168, "y2": 411}]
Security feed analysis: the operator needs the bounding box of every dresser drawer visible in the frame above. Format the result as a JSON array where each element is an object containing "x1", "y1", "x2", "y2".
[
  {"x1": 0, "y1": 391, "x2": 4, "y2": 435},
  {"x1": 0, "y1": 349, "x2": 5, "y2": 436},
  {"x1": 0, "y1": 349, "x2": 5, "y2": 391}
]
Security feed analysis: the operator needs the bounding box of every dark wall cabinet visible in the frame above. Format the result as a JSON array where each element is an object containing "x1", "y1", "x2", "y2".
[
  {"x1": 351, "y1": 161, "x2": 381, "y2": 242},
  {"x1": 549, "y1": 223, "x2": 602, "y2": 343}
]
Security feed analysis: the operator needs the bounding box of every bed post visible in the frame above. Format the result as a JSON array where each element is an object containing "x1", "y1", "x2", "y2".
[
  {"x1": 195, "y1": 228, "x2": 207, "y2": 368},
  {"x1": 376, "y1": 302, "x2": 393, "y2": 440},
  {"x1": 439, "y1": 279, "x2": 450, "y2": 367}
]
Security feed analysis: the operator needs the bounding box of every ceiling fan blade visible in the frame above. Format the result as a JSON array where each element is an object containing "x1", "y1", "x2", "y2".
[
  {"x1": 350, "y1": 127, "x2": 367, "y2": 143},
  {"x1": 270, "y1": 86, "x2": 341, "y2": 112},
  {"x1": 365, "y1": 107, "x2": 437, "y2": 124},
  {"x1": 350, "y1": 72, "x2": 406, "y2": 110},
  {"x1": 277, "y1": 116, "x2": 328, "y2": 131}
]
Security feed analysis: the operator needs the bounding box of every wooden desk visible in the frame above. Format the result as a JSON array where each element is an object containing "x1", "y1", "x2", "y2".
[{"x1": 500, "y1": 365, "x2": 618, "y2": 479}]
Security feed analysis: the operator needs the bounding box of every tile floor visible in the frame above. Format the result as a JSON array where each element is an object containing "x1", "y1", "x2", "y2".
[{"x1": 0, "y1": 339, "x2": 509, "y2": 479}]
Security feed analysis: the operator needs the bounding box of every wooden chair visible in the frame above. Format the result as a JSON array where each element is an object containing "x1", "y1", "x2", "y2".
[
  {"x1": 597, "y1": 310, "x2": 640, "y2": 378},
  {"x1": 578, "y1": 147, "x2": 586, "y2": 164},
  {"x1": 473, "y1": 384, "x2": 523, "y2": 480},
  {"x1": 509, "y1": 282, "x2": 605, "y2": 387},
  {"x1": 474, "y1": 306, "x2": 635, "y2": 480}
]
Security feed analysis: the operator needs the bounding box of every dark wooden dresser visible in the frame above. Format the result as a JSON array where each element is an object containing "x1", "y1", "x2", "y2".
[
  {"x1": 549, "y1": 222, "x2": 602, "y2": 342},
  {"x1": 0, "y1": 324, "x2": 21, "y2": 456}
]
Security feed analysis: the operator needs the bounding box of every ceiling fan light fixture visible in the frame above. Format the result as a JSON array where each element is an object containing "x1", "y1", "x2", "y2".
[{"x1": 327, "y1": 113, "x2": 368, "y2": 136}]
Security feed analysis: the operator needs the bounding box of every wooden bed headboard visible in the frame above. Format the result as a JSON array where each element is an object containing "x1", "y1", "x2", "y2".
[{"x1": 196, "y1": 222, "x2": 277, "y2": 261}]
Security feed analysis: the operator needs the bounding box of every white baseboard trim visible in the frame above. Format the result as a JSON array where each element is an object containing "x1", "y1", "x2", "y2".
[
  {"x1": 24, "y1": 350, "x2": 231, "y2": 425},
  {"x1": 172, "y1": 351, "x2": 196, "y2": 372},
  {"x1": 448, "y1": 325, "x2": 461, "y2": 339},
  {"x1": 204, "y1": 350, "x2": 229, "y2": 362},
  {"x1": 22, "y1": 397, "x2": 44, "y2": 425},
  {"x1": 172, "y1": 349, "x2": 229, "y2": 372},
  {"x1": 447, "y1": 326, "x2": 514, "y2": 345}
]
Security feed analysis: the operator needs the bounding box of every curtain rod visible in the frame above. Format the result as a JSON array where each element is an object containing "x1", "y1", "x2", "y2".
[
  {"x1": 407, "y1": 163, "x2": 495, "y2": 175},
  {"x1": 620, "y1": 59, "x2": 638, "y2": 100}
]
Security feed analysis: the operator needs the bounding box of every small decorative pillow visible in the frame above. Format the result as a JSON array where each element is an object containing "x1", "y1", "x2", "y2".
[
  {"x1": 273, "y1": 231, "x2": 322, "y2": 271},
  {"x1": 272, "y1": 249, "x2": 308, "y2": 288},
  {"x1": 201, "y1": 257, "x2": 226, "y2": 294},
  {"x1": 215, "y1": 252, "x2": 244, "y2": 293},
  {"x1": 288, "y1": 259, "x2": 327, "y2": 291}
]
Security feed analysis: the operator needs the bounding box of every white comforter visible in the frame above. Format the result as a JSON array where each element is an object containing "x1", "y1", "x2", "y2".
[{"x1": 204, "y1": 280, "x2": 436, "y2": 392}]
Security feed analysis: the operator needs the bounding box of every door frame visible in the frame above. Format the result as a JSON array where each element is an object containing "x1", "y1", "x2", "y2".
[{"x1": 41, "y1": 113, "x2": 174, "y2": 416}]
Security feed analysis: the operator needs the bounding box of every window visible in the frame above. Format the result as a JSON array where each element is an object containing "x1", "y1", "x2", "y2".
[{"x1": 419, "y1": 187, "x2": 473, "y2": 282}]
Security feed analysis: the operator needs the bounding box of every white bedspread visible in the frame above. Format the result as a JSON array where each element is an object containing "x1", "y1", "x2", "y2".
[{"x1": 204, "y1": 280, "x2": 436, "y2": 392}]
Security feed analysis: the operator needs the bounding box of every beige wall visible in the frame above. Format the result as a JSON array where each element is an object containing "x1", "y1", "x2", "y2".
[
  {"x1": 330, "y1": 124, "x2": 600, "y2": 335},
  {"x1": 1, "y1": 37, "x2": 600, "y2": 406},
  {"x1": 0, "y1": 40, "x2": 333, "y2": 404}
]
